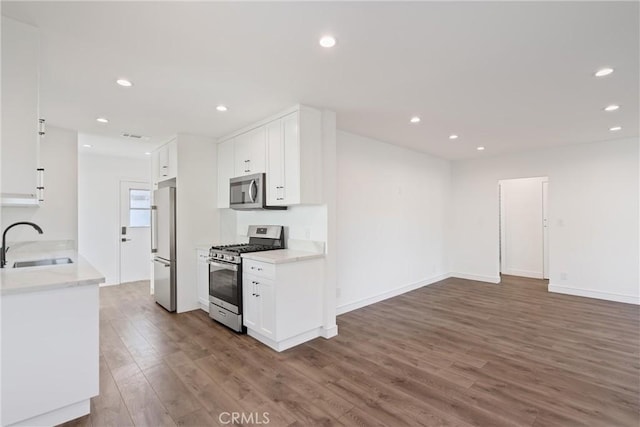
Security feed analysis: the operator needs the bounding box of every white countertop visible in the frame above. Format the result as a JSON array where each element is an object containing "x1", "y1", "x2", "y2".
[
  {"x1": 1, "y1": 249, "x2": 105, "y2": 296},
  {"x1": 241, "y1": 249, "x2": 324, "y2": 264}
]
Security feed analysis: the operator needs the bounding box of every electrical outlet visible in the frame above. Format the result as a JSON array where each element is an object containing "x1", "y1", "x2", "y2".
[
  {"x1": 560, "y1": 272, "x2": 567, "y2": 280},
  {"x1": 304, "y1": 227, "x2": 311, "y2": 239}
]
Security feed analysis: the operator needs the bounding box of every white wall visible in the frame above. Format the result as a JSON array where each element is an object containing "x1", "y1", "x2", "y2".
[
  {"x1": 78, "y1": 153, "x2": 150, "y2": 285},
  {"x1": 500, "y1": 176, "x2": 547, "y2": 279},
  {"x1": 336, "y1": 131, "x2": 451, "y2": 314},
  {"x1": 451, "y1": 138, "x2": 639, "y2": 304},
  {"x1": 2, "y1": 126, "x2": 78, "y2": 244},
  {"x1": 175, "y1": 133, "x2": 218, "y2": 313}
]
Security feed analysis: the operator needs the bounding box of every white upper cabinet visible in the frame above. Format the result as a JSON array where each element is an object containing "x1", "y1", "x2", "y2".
[
  {"x1": 216, "y1": 139, "x2": 235, "y2": 208},
  {"x1": 153, "y1": 139, "x2": 177, "y2": 184},
  {"x1": 216, "y1": 105, "x2": 323, "y2": 209},
  {"x1": 234, "y1": 126, "x2": 266, "y2": 177},
  {"x1": 266, "y1": 108, "x2": 323, "y2": 206},
  {"x1": 1, "y1": 17, "x2": 40, "y2": 202}
]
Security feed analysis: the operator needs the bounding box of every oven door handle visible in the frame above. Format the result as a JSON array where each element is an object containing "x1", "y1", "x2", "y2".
[{"x1": 208, "y1": 260, "x2": 238, "y2": 272}]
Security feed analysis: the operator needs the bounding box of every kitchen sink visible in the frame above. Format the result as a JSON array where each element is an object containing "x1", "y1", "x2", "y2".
[{"x1": 13, "y1": 257, "x2": 73, "y2": 268}]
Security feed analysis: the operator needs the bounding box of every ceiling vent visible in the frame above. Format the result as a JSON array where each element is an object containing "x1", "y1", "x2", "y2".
[{"x1": 121, "y1": 132, "x2": 149, "y2": 140}]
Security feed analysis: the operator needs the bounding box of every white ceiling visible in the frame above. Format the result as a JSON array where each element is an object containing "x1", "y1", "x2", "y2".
[
  {"x1": 77, "y1": 133, "x2": 157, "y2": 159},
  {"x1": 3, "y1": 1, "x2": 638, "y2": 160}
]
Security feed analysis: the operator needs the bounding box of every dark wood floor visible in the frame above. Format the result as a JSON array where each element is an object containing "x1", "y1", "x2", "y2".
[{"x1": 60, "y1": 275, "x2": 639, "y2": 427}]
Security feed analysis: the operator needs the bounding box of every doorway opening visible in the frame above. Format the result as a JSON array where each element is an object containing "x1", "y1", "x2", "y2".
[
  {"x1": 119, "y1": 181, "x2": 152, "y2": 284},
  {"x1": 498, "y1": 177, "x2": 549, "y2": 280}
]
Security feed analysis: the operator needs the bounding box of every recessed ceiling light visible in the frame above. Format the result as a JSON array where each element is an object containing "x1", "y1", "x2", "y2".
[
  {"x1": 594, "y1": 68, "x2": 614, "y2": 77},
  {"x1": 116, "y1": 79, "x2": 133, "y2": 87},
  {"x1": 216, "y1": 105, "x2": 228, "y2": 112},
  {"x1": 144, "y1": 151, "x2": 152, "y2": 155},
  {"x1": 449, "y1": 134, "x2": 459, "y2": 140},
  {"x1": 82, "y1": 144, "x2": 92, "y2": 148},
  {"x1": 96, "y1": 117, "x2": 109, "y2": 123},
  {"x1": 410, "y1": 116, "x2": 421, "y2": 124},
  {"x1": 609, "y1": 126, "x2": 622, "y2": 132},
  {"x1": 604, "y1": 104, "x2": 620, "y2": 112},
  {"x1": 476, "y1": 146, "x2": 485, "y2": 151},
  {"x1": 319, "y1": 35, "x2": 337, "y2": 48}
]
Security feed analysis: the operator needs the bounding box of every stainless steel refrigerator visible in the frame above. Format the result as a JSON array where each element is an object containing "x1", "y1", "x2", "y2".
[{"x1": 151, "y1": 186, "x2": 176, "y2": 312}]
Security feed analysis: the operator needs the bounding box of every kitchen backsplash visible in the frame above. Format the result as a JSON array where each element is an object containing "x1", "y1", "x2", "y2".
[
  {"x1": 4, "y1": 239, "x2": 75, "y2": 254},
  {"x1": 220, "y1": 204, "x2": 327, "y2": 250}
]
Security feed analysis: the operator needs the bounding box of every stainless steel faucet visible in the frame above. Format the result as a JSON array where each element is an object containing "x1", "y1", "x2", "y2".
[{"x1": 1, "y1": 222, "x2": 44, "y2": 268}]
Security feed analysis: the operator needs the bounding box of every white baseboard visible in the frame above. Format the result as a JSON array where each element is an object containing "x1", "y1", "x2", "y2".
[
  {"x1": 501, "y1": 268, "x2": 543, "y2": 279},
  {"x1": 247, "y1": 327, "x2": 322, "y2": 352},
  {"x1": 10, "y1": 399, "x2": 90, "y2": 427},
  {"x1": 320, "y1": 325, "x2": 338, "y2": 339},
  {"x1": 198, "y1": 298, "x2": 209, "y2": 312},
  {"x1": 451, "y1": 272, "x2": 501, "y2": 284},
  {"x1": 99, "y1": 282, "x2": 119, "y2": 287},
  {"x1": 336, "y1": 273, "x2": 449, "y2": 315},
  {"x1": 548, "y1": 284, "x2": 640, "y2": 305}
]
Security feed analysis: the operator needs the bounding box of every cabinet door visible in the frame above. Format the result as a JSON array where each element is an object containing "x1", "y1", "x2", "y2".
[
  {"x1": 158, "y1": 145, "x2": 170, "y2": 179},
  {"x1": 234, "y1": 132, "x2": 252, "y2": 177},
  {"x1": 249, "y1": 126, "x2": 266, "y2": 174},
  {"x1": 255, "y1": 277, "x2": 275, "y2": 340},
  {"x1": 217, "y1": 139, "x2": 235, "y2": 208},
  {"x1": 196, "y1": 250, "x2": 209, "y2": 309},
  {"x1": 266, "y1": 119, "x2": 284, "y2": 205},
  {"x1": 156, "y1": 140, "x2": 177, "y2": 181},
  {"x1": 234, "y1": 127, "x2": 266, "y2": 177},
  {"x1": 281, "y1": 112, "x2": 301, "y2": 205},
  {"x1": 1, "y1": 18, "x2": 39, "y2": 196},
  {"x1": 242, "y1": 274, "x2": 259, "y2": 329}
]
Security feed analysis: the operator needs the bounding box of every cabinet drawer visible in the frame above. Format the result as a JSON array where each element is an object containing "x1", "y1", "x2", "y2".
[
  {"x1": 243, "y1": 259, "x2": 275, "y2": 279},
  {"x1": 243, "y1": 273, "x2": 275, "y2": 289}
]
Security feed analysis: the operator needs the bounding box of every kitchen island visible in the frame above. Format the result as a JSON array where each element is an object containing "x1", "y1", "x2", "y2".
[{"x1": 1, "y1": 248, "x2": 104, "y2": 426}]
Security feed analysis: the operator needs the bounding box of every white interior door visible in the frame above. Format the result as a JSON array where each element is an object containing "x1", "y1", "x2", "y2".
[
  {"x1": 542, "y1": 180, "x2": 549, "y2": 279},
  {"x1": 120, "y1": 181, "x2": 151, "y2": 284}
]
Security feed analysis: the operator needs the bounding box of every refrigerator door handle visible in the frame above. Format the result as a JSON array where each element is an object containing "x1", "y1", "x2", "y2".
[
  {"x1": 153, "y1": 258, "x2": 171, "y2": 267},
  {"x1": 151, "y1": 205, "x2": 158, "y2": 253}
]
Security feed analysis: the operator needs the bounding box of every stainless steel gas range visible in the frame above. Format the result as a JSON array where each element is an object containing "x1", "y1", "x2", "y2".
[{"x1": 207, "y1": 225, "x2": 284, "y2": 332}]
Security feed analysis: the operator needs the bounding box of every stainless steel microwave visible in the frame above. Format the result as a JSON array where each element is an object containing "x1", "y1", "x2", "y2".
[{"x1": 229, "y1": 173, "x2": 286, "y2": 210}]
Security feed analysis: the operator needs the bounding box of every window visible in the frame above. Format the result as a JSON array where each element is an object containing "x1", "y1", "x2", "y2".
[{"x1": 129, "y1": 189, "x2": 151, "y2": 227}]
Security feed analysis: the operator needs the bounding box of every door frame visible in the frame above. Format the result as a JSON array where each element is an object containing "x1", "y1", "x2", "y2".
[
  {"x1": 542, "y1": 180, "x2": 549, "y2": 279},
  {"x1": 118, "y1": 179, "x2": 152, "y2": 285},
  {"x1": 498, "y1": 176, "x2": 549, "y2": 280}
]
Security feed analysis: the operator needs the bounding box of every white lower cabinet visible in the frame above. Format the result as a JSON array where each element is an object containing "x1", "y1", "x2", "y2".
[
  {"x1": 196, "y1": 249, "x2": 209, "y2": 311},
  {"x1": 243, "y1": 274, "x2": 275, "y2": 339},
  {"x1": 242, "y1": 257, "x2": 323, "y2": 352}
]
